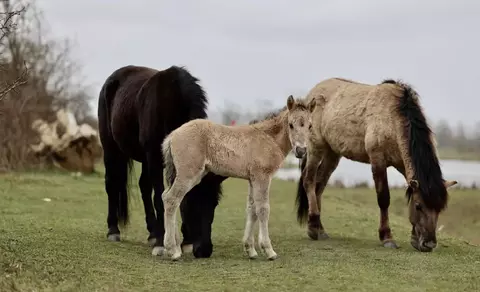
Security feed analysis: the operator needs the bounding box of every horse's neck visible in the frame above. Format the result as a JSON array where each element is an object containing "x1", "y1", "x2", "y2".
[{"x1": 253, "y1": 113, "x2": 291, "y2": 156}]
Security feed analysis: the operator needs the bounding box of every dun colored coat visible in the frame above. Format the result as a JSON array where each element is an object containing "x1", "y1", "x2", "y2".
[
  {"x1": 296, "y1": 77, "x2": 457, "y2": 252},
  {"x1": 159, "y1": 96, "x2": 316, "y2": 260}
]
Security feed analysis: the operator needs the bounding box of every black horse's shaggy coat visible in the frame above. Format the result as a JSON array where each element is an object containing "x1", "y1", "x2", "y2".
[{"x1": 97, "y1": 65, "x2": 225, "y2": 258}]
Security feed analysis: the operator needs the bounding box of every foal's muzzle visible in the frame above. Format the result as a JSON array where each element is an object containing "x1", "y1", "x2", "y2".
[{"x1": 294, "y1": 147, "x2": 306, "y2": 158}]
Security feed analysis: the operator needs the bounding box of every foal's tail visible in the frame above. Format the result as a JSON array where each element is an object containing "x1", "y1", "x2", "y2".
[
  {"x1": 295, "y1": 154, "x2": 309, "y2": 225},
  {"x1": 162, "y1": 134, "x2": 176, "y2": 188}
]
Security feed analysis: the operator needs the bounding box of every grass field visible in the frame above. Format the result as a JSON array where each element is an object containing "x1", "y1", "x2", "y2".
[{"x1": 1, "y1": 169, "x2": 479, "y2": 292}]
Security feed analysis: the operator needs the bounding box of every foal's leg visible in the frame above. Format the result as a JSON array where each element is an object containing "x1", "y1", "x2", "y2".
[
  {"x1": 252, "y1": 176, "x2": 277, "y2": 260},
  {"x1": 242, "y1": 181, "x2": 258, "y2": 259},
  {"x1": 162, "y1": 172, "x2": 204, "y2": 260},
  {"x1": 369, "y1": 154, "x2": 398, "y2": 249},
  {"x1": 139, "y1": 161, "x2": 157, "y2": 246},
  {"x1": 312, "y1": 151, "x2": 341, "y2": 239}
]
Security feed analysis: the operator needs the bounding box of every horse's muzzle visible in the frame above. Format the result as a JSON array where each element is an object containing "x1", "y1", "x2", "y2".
[{"x1": 294, "y1": 147, "x2": 306, "y2": 158}]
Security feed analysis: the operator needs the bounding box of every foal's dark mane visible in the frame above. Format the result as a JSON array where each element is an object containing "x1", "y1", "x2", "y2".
[{"x1": 383, "y1": 79, "x2": 448, "y2": 211}]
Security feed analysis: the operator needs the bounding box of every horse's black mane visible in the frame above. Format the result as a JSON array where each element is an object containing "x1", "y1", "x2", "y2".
[{"x1": 385, "y1": 79, "x2": 448, "y2": 211}]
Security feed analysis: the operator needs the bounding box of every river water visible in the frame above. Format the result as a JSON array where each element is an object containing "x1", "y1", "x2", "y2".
[{"x1": 275, "y1": 154, "x2": 480, "y2": 188}]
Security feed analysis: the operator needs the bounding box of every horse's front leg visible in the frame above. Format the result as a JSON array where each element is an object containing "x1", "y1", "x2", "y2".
[
  {"x1": 312, "y1": 150, "x2": 341, "y2": 239},
  {"x1": 302, "y1": 151, "x2": 322, "y2": 240},
  {"x1": 370, "y1": 156, "x2": 398, "y2": 249},
  {"x1": 252, "y1": 176, "x2": 277, "y2": 260}
]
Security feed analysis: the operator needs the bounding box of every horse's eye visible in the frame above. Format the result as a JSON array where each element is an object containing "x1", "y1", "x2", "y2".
[
  {"x1": 308, "y1": 124, "x2": 312, "y2": 130},
  {"x1": 300, "y1": 122, "x2": 304, "y2": 127},
  {"x1": 289, "y1": 123, "x2": 293, "y2": 129},
  {"x1": 415, "y1": 203, "x2": 422, "y2": 211}
]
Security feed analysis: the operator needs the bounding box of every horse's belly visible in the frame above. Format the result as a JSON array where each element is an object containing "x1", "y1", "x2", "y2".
[{"x1": 323, "y1": 122, "x2": 370, "y2": 163}]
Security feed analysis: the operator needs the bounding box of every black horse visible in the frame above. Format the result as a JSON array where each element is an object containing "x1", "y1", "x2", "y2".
[{"x1": 97, "y1": 65, "x2": 225, "y2": 258}]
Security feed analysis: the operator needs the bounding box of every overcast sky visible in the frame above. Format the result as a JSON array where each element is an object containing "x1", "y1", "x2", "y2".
[{"x1": 37, "y1": 0, "x2": 479, "y2": 128}]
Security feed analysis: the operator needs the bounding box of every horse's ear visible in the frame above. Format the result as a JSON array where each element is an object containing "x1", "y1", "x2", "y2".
[
  {"x1": 287, "y1": 95, "x2": 295, "y2": 110},
  {"x1": 307, "y1": 98, "x2": 316, "y2": 113},
  {"x1": 444, "y1": 180, "x2": 458, "y2": 189},
  {"x1": 409, "y1": 180, "x2": 419, "y2": 191}
]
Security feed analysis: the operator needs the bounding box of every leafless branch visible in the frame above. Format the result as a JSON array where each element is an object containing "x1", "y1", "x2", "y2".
[{"x1": 0, "y1": 60, "x2": 27, "y2": 100}]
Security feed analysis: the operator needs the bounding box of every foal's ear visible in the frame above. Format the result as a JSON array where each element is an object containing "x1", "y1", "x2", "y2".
[
  {"x1": 307, "y1": 98, "x2": 316, "y2": 113},
  {"x1": 287, "y1": 95, "x2": 295, "y2": 110},
  {"x1": 444, "y1": 180, "x2": 458, "y2": 189}
]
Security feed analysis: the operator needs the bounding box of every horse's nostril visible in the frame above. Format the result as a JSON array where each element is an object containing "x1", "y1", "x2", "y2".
[{"x1": 296, "y1": 147, "x2": 306, "y2": 157}]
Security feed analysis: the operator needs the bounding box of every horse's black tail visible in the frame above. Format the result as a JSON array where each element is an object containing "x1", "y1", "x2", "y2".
[
  {"x1": 98, "y1": 76, "x2": 133, "y2": 226},
  {"x1": 295, "y1": 154, "x2": 309, "y2": 225}
]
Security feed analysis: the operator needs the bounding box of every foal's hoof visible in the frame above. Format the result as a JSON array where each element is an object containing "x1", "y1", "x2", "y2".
[
  {"x1": 383, "y1": 240, "x2": 399, "y2": 249},
  {"x1": 267, "y1": 252, "x2": 278, "y2": 261},
  {"x1": 171, "y1": 251, "x2": 182, "y2": 261},
  {"x1": 107, "y1": 234, "x2": 121, "y2": 242},
  {"x1": 151, "y1": 246, "x2": 164, "y2": 256},
  {"x1": 245, "y1": 248, "x2": 258, "y2": 259}
]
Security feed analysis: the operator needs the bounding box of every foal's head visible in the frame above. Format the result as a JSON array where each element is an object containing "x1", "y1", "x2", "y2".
[{"x1": 286, "y1": 95, "x2": 316, "y2": 158}]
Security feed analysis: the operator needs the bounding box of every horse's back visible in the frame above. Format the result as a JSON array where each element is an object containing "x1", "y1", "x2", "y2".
[{"x1": 308, "y1": 78, "x2": 402, "y2": 162}]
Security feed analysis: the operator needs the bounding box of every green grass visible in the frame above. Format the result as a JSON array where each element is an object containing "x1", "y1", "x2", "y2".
[{"x1": 0, "y1": 170, "x2": 479, "y2": 292}]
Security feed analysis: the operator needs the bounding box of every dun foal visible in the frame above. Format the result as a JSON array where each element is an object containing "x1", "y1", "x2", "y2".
[{"x1": 158, "y1": 96, "x2": 316, "y2": 260}]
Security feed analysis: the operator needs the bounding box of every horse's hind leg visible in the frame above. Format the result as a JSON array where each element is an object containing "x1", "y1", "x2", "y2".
[
  {"x1": 139, "y1": 161, "x2": 157, "y2": 246},
  {"x1": 251, "y1": 176, "x2": 277, "y2": 260},
  {"x1": 145, "y1": 151, "x2": 166, "y2": 252},
  {"x1": 369, "y1": 154, "x2": 398, "y2": 249},
  {"x1": 103, "y1": 151, "x2": 128, "y2": 242},
  {"x1": 242, "y1": 181, "x2": 258, "y2": 259}
]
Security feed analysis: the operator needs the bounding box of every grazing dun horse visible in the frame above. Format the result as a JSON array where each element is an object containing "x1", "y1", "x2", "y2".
[
  {"x1": 97, "y1": 65, "x2": 225, "y2": 258},
  {"x1": 158, "y1": 96, "x2": 316, "y2": 260},
  {"x1": 296, "y1": 78, "x2": 457, "y2": 252}
]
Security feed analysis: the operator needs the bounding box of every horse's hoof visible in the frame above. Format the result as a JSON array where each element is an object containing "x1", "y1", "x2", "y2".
[
  {"x1": 193, "y1": 242, "x2": 213, "y2": 258},
  {"x1": 318, "y1": 232, "x2": 330, "y2": 240},
  {"x1": 148, "y1": 237, "x2": 157, "y2": 247},
  {"x1": 383, "y1": 241, "x2": 399, "y2": 249},
  {"x1": 307, "y1": 229, "x2": 319, "y2": 240},
  {"x1": 151, "y1": 246, "x2": 164, "y2": 256},
  {"x1": 182, "y1": 244, "x2": 193, "y2": 254},
  {"x1": 107, "y1": 234, "x2": 121, "y2": 242}
]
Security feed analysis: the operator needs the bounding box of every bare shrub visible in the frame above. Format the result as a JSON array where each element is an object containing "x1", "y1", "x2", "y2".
[{"x1": 0, "y1": 0, "x2": 95, "y2": 171}]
